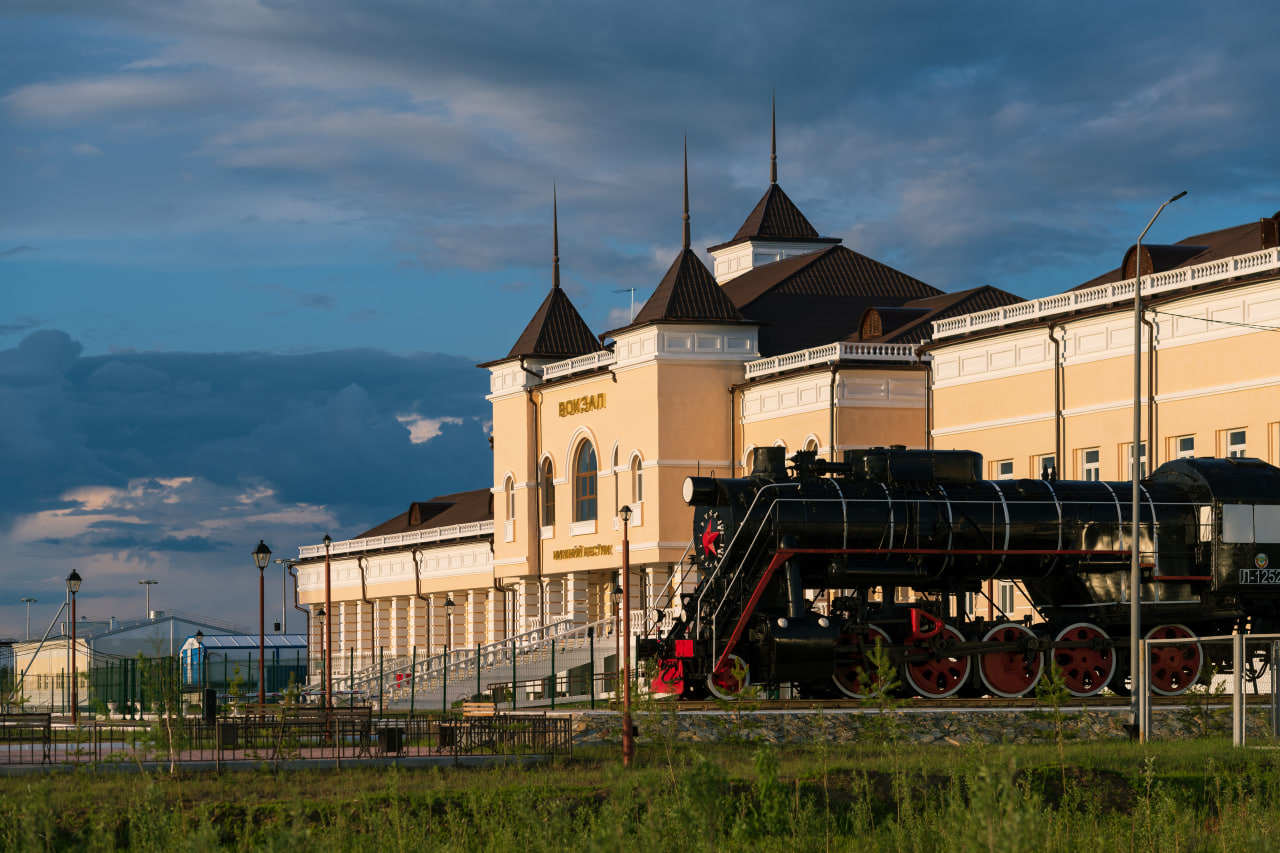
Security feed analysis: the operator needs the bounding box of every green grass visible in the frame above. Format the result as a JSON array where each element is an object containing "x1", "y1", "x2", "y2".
[{"x1": 3, "y1": 739, "x2": 1280, "y2": 851}]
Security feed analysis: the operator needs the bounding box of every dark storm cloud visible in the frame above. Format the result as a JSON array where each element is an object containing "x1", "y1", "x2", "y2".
[
  {"x1": 0, "y1": 330, "x2": 492, "y2": 531},
  {"x1": 12, "y1": 0, "x2": 1280, "y2": 308}
]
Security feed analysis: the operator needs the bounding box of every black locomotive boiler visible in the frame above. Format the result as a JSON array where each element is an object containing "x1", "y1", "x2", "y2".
[{"x1": 641, "y1": 446, "x2": 1280, "y2": 700}]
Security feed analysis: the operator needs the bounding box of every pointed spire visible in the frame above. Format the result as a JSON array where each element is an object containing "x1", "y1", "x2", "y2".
[
  {"x1": 682, "y1": 137, "x2": 691, "y2": 251},
  {"x1": 552, "y1": 184, "x2": 560, "y2": 290},
  {"x1": 770, "y1": 91, "x2": 777, "y2": 185}
]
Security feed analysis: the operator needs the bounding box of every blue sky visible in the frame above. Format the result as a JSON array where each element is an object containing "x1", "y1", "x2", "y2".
[{"x1": 3, "y1": 0, "x2": 1280, "y2": 638}]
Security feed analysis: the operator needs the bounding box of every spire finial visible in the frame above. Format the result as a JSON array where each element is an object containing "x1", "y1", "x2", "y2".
[
  {"x1": 770, "y1": 90, "x2": 777, "y2": 185},
  {"x1": 552, "y1": 183, "x2": 560, "y2": 290},
  {"x1": 682, "y1": 137, "x2": 690, "y2": 251}
]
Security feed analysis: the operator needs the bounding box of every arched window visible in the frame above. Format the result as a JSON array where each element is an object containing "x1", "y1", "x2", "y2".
[
  {"x1": 540, "y1": 459, "x2": 555, "y2": 527},
  {"x1": 573, "y1": 442, "x2": 598, "y2": 522},
  {"x1": 804, "y1": 437, "x2": 819, "y2": 454},
  {"x1": 630, "y1": 456, "x2": 644, "y2": 503},
  {"x1": 504, "y1": 477, "x2": 515, "y2": 520}
]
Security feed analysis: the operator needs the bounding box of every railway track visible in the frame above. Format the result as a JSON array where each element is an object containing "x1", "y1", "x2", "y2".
[{"x1": 643, "y1": 693, "x2": 1276, "y2": 713}]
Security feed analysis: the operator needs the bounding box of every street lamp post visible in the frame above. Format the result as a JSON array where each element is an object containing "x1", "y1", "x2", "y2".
[
  {"x1": 618, "y1": 504, "x2": 634, "y2": 767},
  {"x1": 323, "y1": 534, "x2": 333, "y2": 711},
  {"x1": 66, "y1": 571, "x2": 82, "y2": 726},
  {"x1": 274, "y1": 558, "x2": 291, "y2": 633},
  {"x1": 444, "y1": 596, "x2": 456, "y2": 713},
  {"x1": 21, "y1": 598, "x2": 35, "y2": 641},
  {"x1": 1131, "y1": 190, "x2": 1187, "y2": 743},
  {"x1": 315, "y1": 607, "x2": 325, "y2": 694},
  {"x1": 253, "y1": 541, "x2": 272, "y2": 708},
  {"x1": 610, "y1": 582, "x2": 623, "y2": 694},
  {"x1": 139, "y1": 580, "x2": 157, "y2": 616},
  {"x1": 195, "y1": 630, "x2": 205, "y2": 690}
]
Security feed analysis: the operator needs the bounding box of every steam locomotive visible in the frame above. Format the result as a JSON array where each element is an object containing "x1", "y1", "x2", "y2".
[{"x1": 642, "y1": 446, "x2": 1280, "y2": 700}]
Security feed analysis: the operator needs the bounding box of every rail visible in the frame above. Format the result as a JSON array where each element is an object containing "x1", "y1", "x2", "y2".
[
  {"x1": 541, "y1": 350, "x2": 617, "y2": 381},
  {"x1": 298, "y1": 520, "x2": 495, "y2": 559},
  {"x1": 931, "y1": 246, "x2": 1280, "y2": 340},
  {"x1": 744, "y1": 341, "x2": 922, "y2": 380}
]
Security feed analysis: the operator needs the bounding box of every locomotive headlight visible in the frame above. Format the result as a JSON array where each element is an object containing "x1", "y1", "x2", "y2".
[
  {"x1": 777, "y1": 617, "x2": 789, "y2": 629},
  {"x1": 818, "y1": 617, "x2": 830, "y2": 628},
  {"x1": 683, "y1": 476, "x2": 719, "y2": 506}
]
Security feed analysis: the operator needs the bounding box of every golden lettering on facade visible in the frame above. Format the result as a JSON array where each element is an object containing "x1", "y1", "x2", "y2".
[
  {"x1": 558, "y1": 393, "x2": 606, "y2": 418},
  {"x1": 552, "y1": 544, "x2": 615, "y2": 560}
]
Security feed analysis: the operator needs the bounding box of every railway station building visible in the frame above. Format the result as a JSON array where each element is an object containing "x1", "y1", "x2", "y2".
[
  {"x1": 289, "y1": 131, "x2": 1018, "y2": 675},
  {"x1": 289, "y1": 126, "x2": 1280, "y2": 686}
]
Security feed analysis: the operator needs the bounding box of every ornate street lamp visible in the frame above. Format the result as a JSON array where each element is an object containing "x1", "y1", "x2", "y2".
[
  {"x1": 66, "y1": 570, "x2": 82, "y2": 726},
  {"x1": 444, "y1": 596, "x2": 456, "y2": 713},
  {"x1": 618, "y1": 504, "x2": 634, "y2": 767},
  {"x1": 610, "y1": 583, "x2": 623, "y2": 693},
  {"x1": 253, "y1": 540, "x2": 272, "y2": 708}
]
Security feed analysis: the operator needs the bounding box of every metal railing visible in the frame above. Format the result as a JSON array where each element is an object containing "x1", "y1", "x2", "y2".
[
  {"x1": 931, "y1": 246, "x2": 1280, "y2": 340},
  {"x1": 0, "y1": 710, "x2": 572, "y2": 767}
]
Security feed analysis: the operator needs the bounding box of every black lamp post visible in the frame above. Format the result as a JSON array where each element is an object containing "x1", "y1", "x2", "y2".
[
  {"x1": 444, "y1": 596, "x2": 456, "y2": 713},
  {"x1": 315, "y1": 607, "x2": 325, "y2": 697},
  {"x1": 323, "y1": 534, "x2": 333, "y2": 711},
  {"x1": 618, "y1": 504, "x2": 634, "y2": 767},
  {"x1": 66, "y1": 570, "x2": 82, "y2": 726},
  {"x1": 610, "y1": 582, "x2": 623, "y2": 693},
  {"x1": 253, "y1": 540, "x2": 272, "y2": 707}
]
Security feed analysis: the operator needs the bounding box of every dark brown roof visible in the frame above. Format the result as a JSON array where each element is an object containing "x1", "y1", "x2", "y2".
[
  {"x1": 707, "y1": 184, "x2": 841, "y2": 252},
  {"x1": 1073, "y1": 212, "x2": 1280, "y2": 291},
  {"x1": 720, "y1": 244, "x2": 942, "y2": 355},
  {"x1": 494, "y1": 286, "x2": 604, "y2": 363},
  {"x1": 626, "y1": 248, "x2": 747, "y2": 327},
  {"x1": 859, "y1": 286, "x2": 1026, "y2": 345},
  {"x1": 357, "y1": 489, "x2": 493, "y2": 539}
]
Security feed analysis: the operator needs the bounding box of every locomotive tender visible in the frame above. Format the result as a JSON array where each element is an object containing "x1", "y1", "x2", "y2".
[{"x1": 643, "y1": 446, "x2": 1280, "y2": 700}]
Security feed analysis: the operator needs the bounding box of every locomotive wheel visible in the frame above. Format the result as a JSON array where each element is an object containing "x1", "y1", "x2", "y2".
[
  {"x1": 1146, "y1": 624, "x2": 1203, "y2": 696},
  {"x1": 707, "y1": 654, "x2": 751, "y2": 701},
  {"x1": 902, "y1": 624, "x2": 970, "y2": 699},
  {"x1": 1053, "y1": 622, "x2": 1116, "y2": 697},
  {"x1": 833, "y1": 624, "x2": 893, "y2": 698},
  {"x1": 977, "y1": 622, "x2": 1044, "y2": 698}
]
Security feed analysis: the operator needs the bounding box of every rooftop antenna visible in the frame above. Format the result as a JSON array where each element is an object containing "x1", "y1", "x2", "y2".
[{"x1": 614, "y1": 287, "x2": 638, "y2": 323}]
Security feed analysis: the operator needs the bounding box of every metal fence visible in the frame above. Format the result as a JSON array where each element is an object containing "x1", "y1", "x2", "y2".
[
  {"x1": 1137, "y1": 631, "x2": 1280, "y2": 746},
  {"x1": 0, "y1": 710, "x2": 573, "y2": 768}
]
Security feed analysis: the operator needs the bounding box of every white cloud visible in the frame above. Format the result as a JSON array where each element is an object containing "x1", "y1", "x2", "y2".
[{"x1": 396, "y1": 414, "x2": 463, "y2": 444}]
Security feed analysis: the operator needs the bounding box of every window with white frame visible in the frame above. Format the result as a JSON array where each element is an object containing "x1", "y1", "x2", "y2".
[
  {"x1": 997, "y1": 581, "x2": 1016, "y2": 615},
  {"x1": 804, "y1": 437, "x2": 819, "y2": 454},
  {"x1": 1175, "y1": 435, "x2": 1195, "y2": 459},
  {"x1": 1127, "y1": 442, "x2": 1148, "y2": 478},
  {"x1": 1037, "y1": 454, "x2": 1056, "y2": 478},
  {"x1": 630, "y1": 456, "x2": 643, "y2": 504},
  {"x1": 964, "y1": 592, "x2": 977, "y2": 618},
  {"x1": 540, "y1": 459, "x2": 555, "y2": 527},
  {"x1": 995, "y1": 459, "x2": 1014, "y2": 480},
  {"x1": 573, "y1": 441, "x2": 598, "y2": 522},
  {"x1": 1082, "y1": 448, "x2": 1101, "y2": 481},
  {"x1": 1228, "y1": 429, "x2": 1247, "y2": 458},
  {"x1": 505, "y1": 477, "x2": 515, "y2": 519}
]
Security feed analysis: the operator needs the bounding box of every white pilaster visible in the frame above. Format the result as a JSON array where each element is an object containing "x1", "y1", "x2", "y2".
[{"x1": 565, "y1": 573, "x2": 589, "y2": 627}]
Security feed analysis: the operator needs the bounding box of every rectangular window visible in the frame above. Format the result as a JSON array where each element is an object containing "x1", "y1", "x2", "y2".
[
  {"x1": 1228, "y1": 429, "x2": 1247, "y2": 458},
  {"x1": 1037, "y1": 454, "x2": 1056, "y2": 478},
  {"x1": 964, "y1": 592, "x2": 976, "y2": 618},
  {"x1": 1175, "y1": 436, "x2": 1195, "y2": 459},
  {"x1": 998, "y1": 581, "x2": 1016, "y2": 615},
  {"x1": 995, "y1": 459, "x2": 1014, "y2": 480},
  {"x1": 1127, "y1": 442, "x2": 1148, "y2": 478},
  {"x1": 1082, "y1": 448, "x2": 1101, "y2": 481}
]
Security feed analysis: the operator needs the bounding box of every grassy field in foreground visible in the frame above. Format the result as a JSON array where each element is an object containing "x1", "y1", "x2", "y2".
[{"x1": 3, "y1": 738, "x2": 1280, "y2": 852}]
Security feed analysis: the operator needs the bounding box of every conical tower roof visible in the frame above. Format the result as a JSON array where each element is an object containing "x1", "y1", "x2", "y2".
[
  {"x1": 620, "y1": 141, "x2": 746, "y2": 331},
  {"x1": 490, "y1": 189, "x2": 603, "y2": 363}
]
